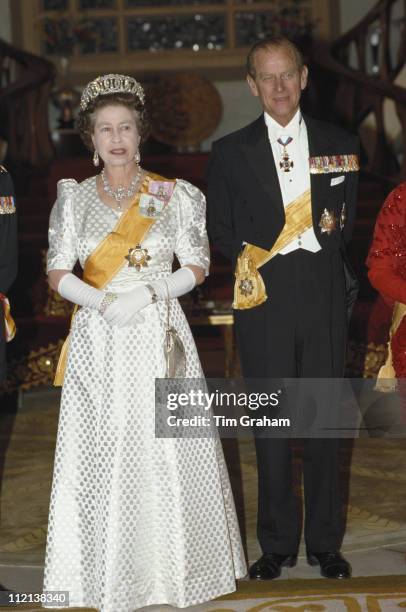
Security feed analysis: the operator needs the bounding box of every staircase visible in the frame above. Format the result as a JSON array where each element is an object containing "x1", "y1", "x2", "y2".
[
  {"x1": 310, "y1": 0, "x2": 406, "y2": 185},
  {"x1": 307, "y1": 0, "x2": 406, "y2": 375}
]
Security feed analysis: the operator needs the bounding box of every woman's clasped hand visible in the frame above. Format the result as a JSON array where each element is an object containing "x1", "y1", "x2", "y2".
[{"x1": 101, "y1": 286, "x2": 149, "y2": 326}]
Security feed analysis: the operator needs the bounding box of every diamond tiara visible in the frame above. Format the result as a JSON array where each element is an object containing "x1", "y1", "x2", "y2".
[{"x1": 80, "y1": 74, "x2": 145, "y2": 111}]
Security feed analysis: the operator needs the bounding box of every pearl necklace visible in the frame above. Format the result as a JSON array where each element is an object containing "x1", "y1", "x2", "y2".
[{"x1": 101, "y1": 168, "x2": 143, "y2": 211}]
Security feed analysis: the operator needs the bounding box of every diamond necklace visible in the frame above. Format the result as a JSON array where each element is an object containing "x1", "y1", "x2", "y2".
[{"x1": 101, "y1": 168, "x2": 143, "y2": 211}]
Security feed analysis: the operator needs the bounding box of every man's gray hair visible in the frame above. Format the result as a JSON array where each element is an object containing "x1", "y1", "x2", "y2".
[{"x1": 246, "y1": 36, "x2": 305, "y2": 78}]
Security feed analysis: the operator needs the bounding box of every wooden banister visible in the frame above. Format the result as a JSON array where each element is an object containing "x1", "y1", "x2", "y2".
[
  {"x1": 0, "y1": 39, "x2": 55, "y2": 168},
  {"x1": 311, "y1": 0, "x2": 406, "y2": 184},
  {"x1": 332, "y1": 0, "x2": 405, "y2": 79}
]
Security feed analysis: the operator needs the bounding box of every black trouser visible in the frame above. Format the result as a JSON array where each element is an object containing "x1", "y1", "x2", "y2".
[{"x1": 234, "y1": 248, "x2": 347, "y2": 554}]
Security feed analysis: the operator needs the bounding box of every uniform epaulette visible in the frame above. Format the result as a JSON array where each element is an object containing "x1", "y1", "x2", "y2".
[{"x1": 0, "y1": 165, "x2": 7, "y2": 174}]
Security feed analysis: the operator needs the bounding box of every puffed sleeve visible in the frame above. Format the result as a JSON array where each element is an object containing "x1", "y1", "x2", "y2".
[
  {"x1": 173, "y1": 179, "x2": 210, "y2": 275},
  {"x1": 47, "y1": 179, "x2": 78, "y2": 272}
]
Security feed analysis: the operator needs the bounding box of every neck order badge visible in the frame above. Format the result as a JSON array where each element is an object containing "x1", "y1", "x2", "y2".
[{"x1": 277, "y1": 136, "x2": 294, "y2": 172}]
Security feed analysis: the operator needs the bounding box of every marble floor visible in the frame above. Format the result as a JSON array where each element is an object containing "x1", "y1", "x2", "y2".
[{"x1": 0, "y1": 383, "x2": 405, "y2": 599}]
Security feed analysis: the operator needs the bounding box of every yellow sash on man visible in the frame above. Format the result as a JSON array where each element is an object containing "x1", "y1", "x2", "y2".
[
  {"x1": 54, "y1": 172, "x2": 175, "y2": 386},
  {"x1": 233, "y1": 189, "x2": 312, "y2": 310},
  {"x1": 375, "y1": 301, "x2": 406, "y2": 392}
]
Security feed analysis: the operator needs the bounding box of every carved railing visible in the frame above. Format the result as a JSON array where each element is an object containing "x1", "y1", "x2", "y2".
[
  {"x1": 311, "y1": 0, "x2": 406, "y2": 184},
  {"x1": 0, "y1": 39, "x2": 55, "y2": 168}
]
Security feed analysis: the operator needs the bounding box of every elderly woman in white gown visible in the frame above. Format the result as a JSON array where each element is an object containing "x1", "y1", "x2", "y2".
[{"x1": 43, "y1": 74, "x2": 246, "y2": 612}]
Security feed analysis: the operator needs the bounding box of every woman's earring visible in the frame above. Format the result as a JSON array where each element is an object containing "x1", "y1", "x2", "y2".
[
  {"x1": 135, "y1": 151, "x2": 140, "y2": 165},
  {"x1": 93, "y1": 150, "x2": 99, "y2": 167}
]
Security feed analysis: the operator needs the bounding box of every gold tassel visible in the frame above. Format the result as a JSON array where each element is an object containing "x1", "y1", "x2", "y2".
[
  {"x1": 374, "y1": 301, "x2": 406, "y2": 392},
  {"x1": 232, "y1": 189, "x2": 313, "y2": 311},
  {"x1": 3, "y1": 296, "x2": 16, "y2": 342},
  {"x1": 375, "y1": 358, "x2": 397, "y2": 393},
  {"x1": 232, "y1": 253, "x2": 267, "y2": 310}
]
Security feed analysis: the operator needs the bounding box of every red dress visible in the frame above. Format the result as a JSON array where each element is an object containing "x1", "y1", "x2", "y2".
[{"x1": 366, "y1": 182, "x2": 406, "y2": 378}]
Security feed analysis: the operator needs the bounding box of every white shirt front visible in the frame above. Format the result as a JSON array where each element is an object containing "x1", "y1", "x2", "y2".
[{"x1": 265, "y1": 109, "x2": 321, "y2": 254}]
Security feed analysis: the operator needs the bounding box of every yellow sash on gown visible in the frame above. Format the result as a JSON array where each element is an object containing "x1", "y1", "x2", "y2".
[
  {"x1": 233, "y1": 189, "x2": 312, "y2": 310},
  {"x1": 54, "y1": 172, "x2": 175, "y2": 386}
]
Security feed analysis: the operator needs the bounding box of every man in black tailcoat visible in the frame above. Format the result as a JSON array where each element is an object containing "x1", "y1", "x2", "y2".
[
  {"x1": 207, "y1": 37, "x2": 359, "y2": 580},
  {"x1": 0, "y1": 165, "x2": 17, "y2": 383}
]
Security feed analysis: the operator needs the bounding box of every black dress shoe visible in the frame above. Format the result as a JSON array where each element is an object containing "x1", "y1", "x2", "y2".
[
  {"x1": 307, "y1": 551, "x2": 352, "y2": 579},
  {"x1": 249, "y1": 552, "x2": 297, "y2": 580}
]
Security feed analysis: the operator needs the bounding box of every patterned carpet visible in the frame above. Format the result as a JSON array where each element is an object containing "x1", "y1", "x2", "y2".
[
  {"x1": 1, "y1": 389, "x2": 406, "y2": 570},
  {"x1": 210, "y1": 577, "x2": 406, "y2": 611}
]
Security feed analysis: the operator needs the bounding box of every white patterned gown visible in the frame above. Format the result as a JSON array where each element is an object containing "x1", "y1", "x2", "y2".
[{"x1": 43, "y1": 176, "x2": 246, "y2": 612}]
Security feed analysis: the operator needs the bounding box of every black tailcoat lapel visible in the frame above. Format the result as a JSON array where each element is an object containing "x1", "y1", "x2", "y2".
[{"x1": 239, "y1": 116, "x2": 285, "y2": 227}]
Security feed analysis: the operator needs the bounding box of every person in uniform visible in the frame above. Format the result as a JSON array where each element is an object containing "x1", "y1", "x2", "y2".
[
  {"x1": 0, "y1": 165, "x2": 17, "y2": 383},
  {"x1": 207, "y1": 36, "x2": 359, "y2": 580}
]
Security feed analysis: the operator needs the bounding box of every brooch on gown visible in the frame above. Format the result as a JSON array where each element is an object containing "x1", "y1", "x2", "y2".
[
  {"x1": 125, "y1": 243, "x2": 151, "y2": 270},
  {"x1": 139, "y1": 180, "x2": 175, "y2": 218},
  {"x1": 149, "y1": 180, "x2": 174, "y2": 200},
  {"x1": 139, "y1": 194, "x2": 165, "y2": 218}
]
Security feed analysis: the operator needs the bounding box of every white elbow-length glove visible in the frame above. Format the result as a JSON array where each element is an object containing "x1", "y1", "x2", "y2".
[
  {"x1": 102, "y1": 267, "x2": 197, "y2": 327},
  {"x1": 58, "y1": 273, "x2": 104, "y2": 309},
  {"x1": 57, "y1": 273, "x2": 145, "y2": 324},
  {"x1": 151, "y1": 266, "x2": 196, "y2": 300}
]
